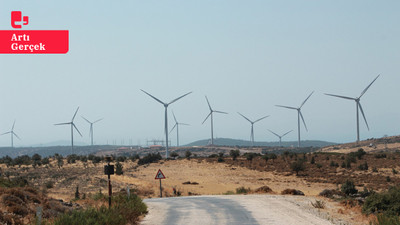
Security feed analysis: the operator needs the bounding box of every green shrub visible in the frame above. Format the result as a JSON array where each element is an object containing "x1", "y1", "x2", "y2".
[
  {"x1": 363, "y1": 186, "x2": 400, "y2": 216},
  {"x1": 310, "y1": 156, "x2": 315, "y2": 164},
  {"x1": 185, "y1": 151, "x2": 192, "y2": 159},
  {"x1": 229, "y1": 150, "x2": 240, "y2": 160},
  {"x1": 341, "y1": 180, "x2": 358, "y2": 196},
  {"x1": 138, "y1": 153, "x2": 162, "y2": 165},
  {"x1": 358, "y1": 162, "x2": 369, "y2": 171},
  {"x1": 54, "y1": 194, "x2": 147, "y2": 225},
  {"x1": 370, "y1": 214, "x2": 400, "y2": 225},
  {"x1": 236, "y1": 186, "x2": 250, "y2": 194},
  {"x1": 115, "y1": 162, "x2": 123, "y2": 175},
  {"x1": 291, "y1": 160, "x2": 305, "y2": 176}
]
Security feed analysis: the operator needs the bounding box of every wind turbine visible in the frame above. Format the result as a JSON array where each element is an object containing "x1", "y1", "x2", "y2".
[
  {"x1": 237, "y1": 112, "x2": 269, "y2": 146},
  {"x1": 325, "y1": 75, "x2": 380, "y2": 142},
  {"x1": 202, "y1": 96, "x2": 228, "y2": 145},
  {"x1": 141, "y1": 90, "x2": 192, "y2": 158},
  {"x1": 82, "y1": 116, "x2": 103, "y2": 146},
  {"x1": 276, "y1": 91, "x2": 314, "y2": 148},
  {"x1": 268, "y1": 129, "x2": 292, "y2": 147},
  {"x1": 1, "y1": 120, "x2": 20, "y2": 148},
  {"x1": 55, "y1": 107, "x2": 83, "y2": 154},
  {"x1": 169, "y1": 111, "x2": 189, "y2": 147}
]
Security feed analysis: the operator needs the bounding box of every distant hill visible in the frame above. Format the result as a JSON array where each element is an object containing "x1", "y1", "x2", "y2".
[
  {"x1": 185, "y1": 138, "x2": 336, "y2": 147},
  {"x1": 0, "y1": 145, "x2": 124, "y2": 158}
]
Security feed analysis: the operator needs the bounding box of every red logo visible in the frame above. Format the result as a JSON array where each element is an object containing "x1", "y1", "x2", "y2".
[
  {"x1": 11, "y1": 11, "x2": 29, "y2": 29},
  {"x1": 0, "y1": 11, "x2": 69, "y2": 54}
]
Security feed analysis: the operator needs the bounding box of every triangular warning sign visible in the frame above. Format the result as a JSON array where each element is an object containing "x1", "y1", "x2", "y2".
[{"x1": 155, "y1": 169, "x2": 166, "y2": 179}]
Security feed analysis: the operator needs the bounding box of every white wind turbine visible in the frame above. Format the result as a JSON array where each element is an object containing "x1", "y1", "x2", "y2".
[
  {"x1": 141, "y1": 90, "x2": 192, "y2": 158},
  {"x1": 169, "y1": 111, "x2": 189, "y2": 147},
  {"x1": 237, "y1": 112, "x2": 269, "y2": 146},
  {"x1": 325, "y1": 75, "x2": 380, "y2": 142},
  {"x1": 268, "y1": 129, "x2": 292, "y2": 147},
  {"x1": 1, "y1": 120, "x2": 20, "y2": 148},
  {"x1": 202, "y1": 96, "x2": 228, "y2": 145},
  {"x1": 55, "y1": 107, "x2": 83, "y2": 154},
  {"x1": 82, "y1": 116, "x2": 103, "y2": 146},
  {"x1": 276, "y1": 91, "x2": 314, "y2": 148}
]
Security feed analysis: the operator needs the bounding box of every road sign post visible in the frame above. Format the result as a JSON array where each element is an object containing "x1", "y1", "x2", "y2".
[
  {"x1": 104, "y1": 156, "x2": 114, "y2": 208},
  {"x1": 155, "y1": 169, "x2": 166, "y2": 198}
]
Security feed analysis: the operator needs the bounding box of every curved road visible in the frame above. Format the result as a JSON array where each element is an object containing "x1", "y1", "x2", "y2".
[{"x1": 141, "y1": 195, "x2": 334, "y2": 225}]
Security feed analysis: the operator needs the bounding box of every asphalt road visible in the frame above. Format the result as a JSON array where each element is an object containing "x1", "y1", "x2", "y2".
[{"x1": 141, "y1": 195, "x2": 334, "y2": 225}]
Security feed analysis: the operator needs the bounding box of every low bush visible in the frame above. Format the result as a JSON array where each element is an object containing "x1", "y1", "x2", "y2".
[
  {"x1": 281, "y1": 189, "x2": 304, "y2": 195},
  {"x1": 54, "y1": 194, "x2": 147, "y2": 225},
  {"x1": 341, "y1": 180, "x2": 358, "y2": 196},
  {"x1": 236, "y1": 186, "x2": 250, "y2": 194},
  {"x1": 363, "y1": 186, "x2": 400, "y2": 216},
  {"x1": 311, "y1": 200, "x2": 325, "y2": 209},
  {"x1": 138, "y1": 153, "x2": 162, "y2": 165}
]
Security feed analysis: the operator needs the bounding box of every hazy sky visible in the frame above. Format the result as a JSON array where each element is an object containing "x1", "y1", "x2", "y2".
[{"x1": 0, "y1": 1, "x2": 399, "y2": 147}]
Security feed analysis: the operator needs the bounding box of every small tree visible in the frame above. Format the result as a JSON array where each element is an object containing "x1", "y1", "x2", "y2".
[
  {"x1": 262, "y1": 154, "x2": 269, "y2": 163},
  {"x1": 341, "y1": 180, "x2": 358, "y2": 196},
  {"x1": 115, "y1": 162, "x2": 123, "y2": 175},
  {"x1": 185, "y1": 151, "x2": 192, "y2": 159},
  {"x1": 170, "y1": 152, "x2": 179, "y2": 158},
  {"x1": 75, "y1": 186, "x2": 80, "y2": 199},
  {"x1": 57, "y1": 156, "x2": 64, "y2": 168},
  {"x1": 269, "y1": 153, "x2": 277, "y2": 162},
  {"x1": 290, "y1": 160, "x2": 305, "y2": 176},
  {"x1": 229, "y1": 150, "x2": 240, "y2": 161},
  {"x1": 310, "y1": 156, "x2": 315, "y2": 164}
]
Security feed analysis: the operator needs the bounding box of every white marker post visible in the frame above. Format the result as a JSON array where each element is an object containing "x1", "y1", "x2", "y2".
[{"x1": 155, "y1": 169, "x2": 166, "y2": 198}]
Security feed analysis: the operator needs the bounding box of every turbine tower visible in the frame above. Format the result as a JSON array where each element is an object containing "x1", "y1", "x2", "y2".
[
  {"x1": 202, "y1": 96, "x2": 228, "y2": 145},
  {"x1": 55, "y1": 107, "x2": 83, "y2": 154},
  {"x1": 82, "y1": 116, "x2": 103, "y2": 146},
  {"x1": 325, "y1": 74, "x2": 380, "y2": 142},
  {"x1": 141, "y1": 90, "x2": 192, "y2": 158},
  {"x1": 1, "y1": 120, "x2": 20, "y2": 148},
  {"x1": 268, "y1": 129, "x2": 292, "y2": 147},
  {"x1": 276, "y1": 91, "x2": 314, "y2": 148},
  {"x1": 169, "y1": 111, "x2": 189, "y2": 147},
  {"x1": 237, "y1": 112, "x2": 269, "y2": 146}
]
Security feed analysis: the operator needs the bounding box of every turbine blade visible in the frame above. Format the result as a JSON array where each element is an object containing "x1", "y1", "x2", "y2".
[
  {"x1": 359, "y1": 74, "x2": 380, "y2": 98},
  {"x1": 254, "y1": 115, "x2": 269, "y2": 123},
  {"x1": 299, "y1": 111, "x2": 308, "y2": 132},
  {"x1": 81, "y1": 116, "x2": 91, "y2": 124},
  {"x1": 13, "y1": 132, "x2": 21, "y2": 140},
  {"x1": 358, "y1": 102, "x2": 370, "y2": 130},
  {"x1": 12, "y1": 120, "x2": 16, "y2": 130},
  {"x1": 141, "y1": 89, "x2": 165, "y2": 105},
  {"x1": 205, "y1": 96, "x2": 212, "y2": 111},
  {"x1": 324, "y1": 93, "x2": 356, "y2": 101},
  {"x1": 180, "y1": 123, "x2": 190, "y2": 126},
  {"x1": 282, "y1": 130, "x2": 293, "y2": 137},
  {"x1": 300, "y1": 91, "x2": 314, "y2": 108},
  {"x1": 275, "y1": 105, "x2": 297, "y2": 110},
  {"x1": 268, "y1": 129, "x2": 280, "y2": 138},
  {"x1": 54, "y1": 122, "x2": 71, "y2": 126},
  {"x1": 73, "y1": 123, "x2": 83, "y2": 137},
  {"x1": 93, "y1": 118, "x2": 103, "y2": 123},
  {"x1": 169, "y1": 123, "x2": 177, "y2": 134},
  {"x1": 72, "y1": 107, "x2": 80, "y2": 121},
  {"x1": 202, "y1": 112, "x2": 212, "y2": 124},
  {"x1": 238, "y1": 112, "x2": 252, "y2": 123},
  {"x1": 168, "y1": 91, "x2": 192, "y2": 105},
  {"x1": 172, "y1": 111, "x2": 178, "y2": 123},
  {"x1": 1, "y1": 131, "x2": 11, "y2": 135},
  {"x1": 214, "y1": 110, "x2": 228, "y2": 114}
]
